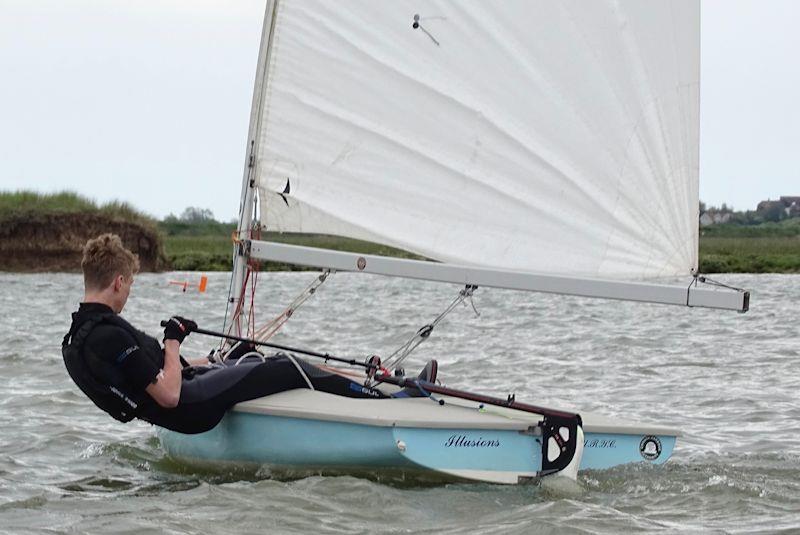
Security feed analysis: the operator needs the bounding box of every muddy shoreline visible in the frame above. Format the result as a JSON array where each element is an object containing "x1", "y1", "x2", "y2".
[{"x1": 0, "y1": 212, "x2": 166, "y2": 272}]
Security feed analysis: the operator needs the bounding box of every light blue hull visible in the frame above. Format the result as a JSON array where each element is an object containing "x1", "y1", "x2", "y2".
[
  {"x1": 581, "y1": 432, "x2": 675, "y2": 470},
  {"x1": 158, "y1": 408, "x2": 676, "y2": 483}
]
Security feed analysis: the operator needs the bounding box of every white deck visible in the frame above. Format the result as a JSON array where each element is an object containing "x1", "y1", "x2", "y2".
[{"x1": 233, "y1": 389, "x2": 680, "y2": 437}]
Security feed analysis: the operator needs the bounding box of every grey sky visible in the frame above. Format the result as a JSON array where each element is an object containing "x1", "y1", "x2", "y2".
[{"x1": 0, "y1": 0, "x2": 797, "y2": 220}]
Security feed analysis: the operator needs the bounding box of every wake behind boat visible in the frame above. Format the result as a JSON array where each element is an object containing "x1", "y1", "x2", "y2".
[{"x1": 158, "y1": 0, "x2": 747, "y2": 484}]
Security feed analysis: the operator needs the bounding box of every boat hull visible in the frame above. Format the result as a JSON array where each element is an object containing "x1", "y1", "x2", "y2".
[{"x1": 157, "y1": 390, "x2": 677, "y2": 484}]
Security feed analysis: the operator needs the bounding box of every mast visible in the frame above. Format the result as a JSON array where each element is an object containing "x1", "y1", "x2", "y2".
[{"x1": 226, "y1": 0, "x2": 279, "y2": 335}]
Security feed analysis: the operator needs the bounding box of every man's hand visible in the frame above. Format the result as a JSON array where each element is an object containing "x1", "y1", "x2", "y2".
[{"x1": 162, "y1": 316, "x2": 197, "y2": 344}]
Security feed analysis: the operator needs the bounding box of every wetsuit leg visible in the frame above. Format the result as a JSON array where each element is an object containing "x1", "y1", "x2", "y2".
[
  {"x1": 222, "y1": 351, "x2": 389, "y2": 400},
  {"x1": 141, "y1": 355, "x2": 387, "y2": 434},
  {"x1": 140, "y1": 357, "x2": 304, "y2": 433},
  {"x1": 290, "y1": 356, "x2": 387, "y2": 400}
]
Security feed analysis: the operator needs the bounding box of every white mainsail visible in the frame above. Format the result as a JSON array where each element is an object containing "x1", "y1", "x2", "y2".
[
  {"x1": 227, "y1": 0, "x2": 747, "y2": 323},
  {"x1": 251, "y1": 0, "x2": 700, "y2": 279}
]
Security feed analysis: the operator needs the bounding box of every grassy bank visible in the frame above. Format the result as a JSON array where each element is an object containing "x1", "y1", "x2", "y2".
[
  {"x1": 166, "y1": 227, "x2": 800, "y2": 274},
  {"x1": 164, "y1": 232, "x2": 425, "y2": 271},
  {"x1": 698, "y1": 219, "x2": 800, "y2": 273},
  {"x1": 165, "y1": 230, "x2": 800, "y2": 274},
  {"x1": 0, "y1": 190, "x2": 158, "y2": 229},
  {"x1": 4, "y1": 190, "x2": 799, "y2": 273},
  {"x1": 700, "y1": 236, "x2": 800, "y2": 273}
]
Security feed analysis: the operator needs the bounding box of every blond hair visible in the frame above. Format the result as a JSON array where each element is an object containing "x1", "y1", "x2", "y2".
[{"x1": 81, "y1": 233, "x2": 140, "y2": 291}]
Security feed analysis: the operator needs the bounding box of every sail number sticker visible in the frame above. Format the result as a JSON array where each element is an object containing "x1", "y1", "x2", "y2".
[{"x1": 639, "y1": 435, "x2": 662, "y2": 461}]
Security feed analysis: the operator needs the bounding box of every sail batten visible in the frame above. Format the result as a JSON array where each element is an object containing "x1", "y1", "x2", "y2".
[{"x1": 251, "y1": 0, "x2": 701, "y2": 280}]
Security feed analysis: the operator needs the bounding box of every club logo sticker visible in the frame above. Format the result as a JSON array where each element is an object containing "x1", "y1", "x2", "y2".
[
  {"x1": 639, "y1": 435, "x2": 662, "y2": 460},
  {"x1": 357, "y1": 257, "x2": 366, "y2": 270}
]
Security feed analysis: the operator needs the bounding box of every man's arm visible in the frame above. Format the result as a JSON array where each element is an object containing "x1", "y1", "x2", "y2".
[
  {"x1": 184, "y1": 356, "x2": 211, "y2": 366},
  {"x1": 145, "y1": 316, "x2": 199, "y2": 408},
  {"x1": 145, "y1": 339, "x2": 182, "y2": 408}
]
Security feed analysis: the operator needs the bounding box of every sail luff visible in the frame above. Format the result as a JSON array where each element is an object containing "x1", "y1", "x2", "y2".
[{"x1": 226, "y1": 0, "x2": 279, "y2": 334}]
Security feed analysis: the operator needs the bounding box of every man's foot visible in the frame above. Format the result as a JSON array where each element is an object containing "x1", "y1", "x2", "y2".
[{"x1": 393, "y1": 360, "x2": 438, "y2": 398}]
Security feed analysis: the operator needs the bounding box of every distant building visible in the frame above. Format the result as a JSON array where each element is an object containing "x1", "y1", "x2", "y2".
[
  {"x1": 757, "y1": 196, "x2": 800, "y2": 217},
  {"x1": 780, "y1": 196, "x2": 800, "y2": 215},
  {"x1": 699, "y1": 211, "x2": 732, "y2": 227}
]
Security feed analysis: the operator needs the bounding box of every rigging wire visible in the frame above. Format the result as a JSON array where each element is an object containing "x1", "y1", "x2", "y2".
[
  {"x1": 222, "y1": 270, "x2": 333, "y2": 356},
  {"x1": 382, "y1": 284, "x2": 480, "y2": 373},
  {"x1": 252, "y1": 270, "x2": 333, "y2": 342},
  {"x1": 687, "y1": 271, "x2": 748, "y2": 307}
]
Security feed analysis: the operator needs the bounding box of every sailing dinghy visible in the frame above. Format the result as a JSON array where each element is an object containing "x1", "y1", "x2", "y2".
[{"x1": 158, "y1": 0, "x2": 749, "y2": 484}]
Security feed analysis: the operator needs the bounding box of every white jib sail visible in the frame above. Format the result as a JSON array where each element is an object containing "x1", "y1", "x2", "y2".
[{"x1": 249, "y1": 0, "x2": 700, "y2": 281}]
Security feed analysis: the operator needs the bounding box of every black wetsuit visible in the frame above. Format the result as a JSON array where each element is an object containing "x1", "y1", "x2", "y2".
[{"x1": 64, "y1": 303, "x2": 388, "y2": 434}]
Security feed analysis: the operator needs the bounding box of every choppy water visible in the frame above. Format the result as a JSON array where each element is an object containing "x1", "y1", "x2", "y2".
[{"x1": 0, "y1": 271, "x2": 798, "y2": 534}]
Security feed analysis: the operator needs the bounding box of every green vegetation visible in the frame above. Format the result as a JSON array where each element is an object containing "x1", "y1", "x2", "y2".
[
  {"x1": 162, "y1": 215, "x2": 800, "y2": 274},
  {"x1": 159, "y1": 207, "x2": 236, "y2": 270},
  {"x1": 0, "y1": 190, "x2": 159, "y2": 230},
  {"x1": 700, "y1": 212, "x2": 800, "y2": 273},
  {"x1": 163, "y1": 231, "x2": 424, "y2": 271},
  {"x1": 3, "y1": 191, "x2": 799, "y2": 273},
  {"x1": 0, "y1": 190, "x2": 97, "y2": 214},
  {"x1": 159, "y1": 206, "x2": 425, "y2": 271},
  {"x1": 701, "y1": 217, "x2": 800, "y2": 238},
  {"x1": 700, "y1": 236, "x2": 800, "y2": 273},
  {"x1": 162, "y1": 235, "x2": 234, "y2": 271},
  {"x1": 699, "y1": 218, "x2": 800, "y2": 273}
]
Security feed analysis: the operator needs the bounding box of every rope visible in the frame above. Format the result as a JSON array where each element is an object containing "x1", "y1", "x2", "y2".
[
  {"x1": 695, "y1": 274, "x2": 747, "y2": 292},
  {"x1": 285, "y1": 354, "x2": 315, "y2": 390},
  {"x1": 233, "y1": 351, "x2": 266, "y2": 365}
]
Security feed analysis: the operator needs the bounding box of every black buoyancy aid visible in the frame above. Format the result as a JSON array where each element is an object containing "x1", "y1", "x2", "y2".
[{"x1": 62, "y1": 312, "x2": 164, "y2": 423}]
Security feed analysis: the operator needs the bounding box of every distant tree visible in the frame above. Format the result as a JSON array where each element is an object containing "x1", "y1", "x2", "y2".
[
  {"x1": 699, "y1": 201, "x2": 706, "y2": 213},
  {"x1": 763, "y1": 203, "x2": 785, "y2": 223},
  {"x1": 179, "y1": 207, "x2": 215, "y2": 223}
]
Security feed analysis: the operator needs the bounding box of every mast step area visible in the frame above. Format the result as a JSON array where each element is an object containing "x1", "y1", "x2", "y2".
[{"x1": 247, "y1": 240, "x2": 748, "y2": 312}]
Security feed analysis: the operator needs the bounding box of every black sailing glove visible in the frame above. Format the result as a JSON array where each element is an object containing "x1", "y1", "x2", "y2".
[{"x1": 163, "y1": 316, "x2": 198, "y2": 344}]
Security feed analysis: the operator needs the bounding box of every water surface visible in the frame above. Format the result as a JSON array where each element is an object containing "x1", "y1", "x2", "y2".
[{"x1": 0, "y1": 272, "x2": 798, "y2": 533}]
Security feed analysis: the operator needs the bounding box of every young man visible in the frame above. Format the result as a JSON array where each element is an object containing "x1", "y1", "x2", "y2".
[{"x1": 63, "y1": 234, "x2": 436, "y2": 434}]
